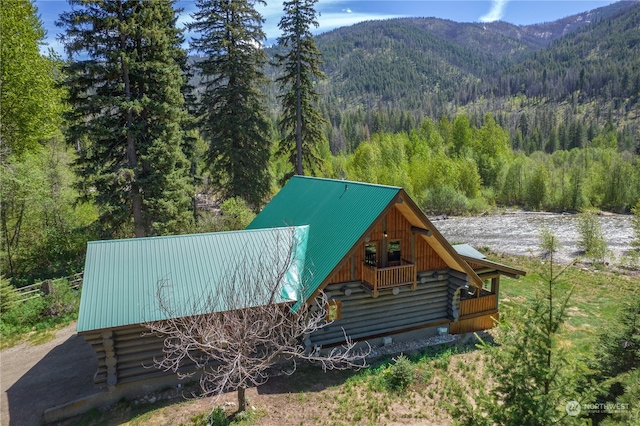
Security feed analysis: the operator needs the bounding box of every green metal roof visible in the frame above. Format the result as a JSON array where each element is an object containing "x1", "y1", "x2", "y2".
[
  {"x1": 78, "y1": 226, "x2": 309, "y2": 333},
  {"x1": 247, "y1": 176, "x2": 401, "y2": 310},
  {"x1": 452, "y1": 244, "x2": 486, "y2": 260}
]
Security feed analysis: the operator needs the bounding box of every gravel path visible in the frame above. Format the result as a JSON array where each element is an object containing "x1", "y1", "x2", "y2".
[{"x1": 0, "y1": 323, "x2": 99, "y2": 426}]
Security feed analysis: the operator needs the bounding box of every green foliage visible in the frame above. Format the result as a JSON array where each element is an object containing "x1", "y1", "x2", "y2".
[
  {"x1": 191, "y1": 407, "x2": 230, "y2": 426},
  {"x1": 198, "y1": 197, "x2": 257, "y2": 232},
  {"x1": 383, "y1": 354, "x2": 415, "y2": 392},
  {"x1": 591, "y1": 292, "x2": 640, "y2": 424},
  {"x1": 274, "y1": 0, "x2": 327, "y2": 177},
  {"x1": 422, "y1": 185, "x2": 468, "y2": 215},
  {"x1": 189, "y1": 0, "x2": 271, "y2": 209},
  {"x1": 0, "y1": 279, "x2": 80, "y2": 344},
  {"x1": 59, "y1": 0, "x2": 194, "y2": 237},
  {"x1": 539, "y1": 227, "x2": 562, "y2": 257},
  {"x1": 595, "y1": 293, "x2": 640, "y2": 381},
  {"x1": 577, "y1": 210, "x2": 607, "y2": 263},
  {"x1": 0, "y1": 277, "x2": 18, "y2": 314},
  {"x1": 632, "y1": 198, "x2": 640, "y2": 250},
  {"x1": 448, "y1": 292, "x2": 595, "y2": 425},
  {"x1": 1, "y1": 143, "x2": 97, "y2": 282},
  {"x1": 0, "y1": 0, "x2": 63, "y2": 156}
]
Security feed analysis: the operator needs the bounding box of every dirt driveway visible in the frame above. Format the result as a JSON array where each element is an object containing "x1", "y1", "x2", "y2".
[{"x1": 1, "y1": 323, "x2": 98, "y2": 426}]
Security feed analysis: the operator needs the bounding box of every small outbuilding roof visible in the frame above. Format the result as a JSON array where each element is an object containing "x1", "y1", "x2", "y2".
[
  {"x1": 77, "y1": 226, "x2": 309, "y2": 333},
  {"x1": 453, "y1": 244, "x2": 526, "y2": 279}
]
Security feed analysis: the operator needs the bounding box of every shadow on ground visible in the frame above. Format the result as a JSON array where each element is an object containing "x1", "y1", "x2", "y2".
[{"x1": 4, "y1": 333, "x2": 98, "y2": 426}]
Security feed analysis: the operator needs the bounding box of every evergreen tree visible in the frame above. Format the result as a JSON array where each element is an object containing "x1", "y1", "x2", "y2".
[
  {"x1": 189, "y1": 0, "x2": 271, "y2": 208},
  {"x1": 59, "y1": 0, "x2": 193, "y2": 237},
  {"x1": 273, "y1": 0, "x2": 326, "y2": 177},
  {"x1": 448, "y1": 244, "x2": 596, "y2": 425}
]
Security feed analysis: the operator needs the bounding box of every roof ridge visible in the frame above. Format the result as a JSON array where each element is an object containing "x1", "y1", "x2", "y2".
[
  {"x1": 291, "y1": 175, "x2": 402, "y2": 190},
  {"x1": 87, "y1": 225, "x2": 306, "y2": 245}
]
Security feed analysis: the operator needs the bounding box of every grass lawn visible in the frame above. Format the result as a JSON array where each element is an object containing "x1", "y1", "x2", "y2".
[{"x1": 56, "y1": 254, "x2": 639, "y2": 426}]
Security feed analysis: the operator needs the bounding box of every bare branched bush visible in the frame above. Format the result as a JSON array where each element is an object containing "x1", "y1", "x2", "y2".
[{"x1": 143, "y1": 227, "x2": 368, "y2": 411}]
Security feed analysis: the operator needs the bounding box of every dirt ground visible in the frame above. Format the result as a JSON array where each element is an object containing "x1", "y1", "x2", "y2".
[{"x1": 0, "y1": 322, "x2": 99, "y2": 426}]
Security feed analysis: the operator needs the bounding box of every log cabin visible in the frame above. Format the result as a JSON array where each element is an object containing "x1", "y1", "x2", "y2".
[{"x1": 77, "y1": 176, "x2": 525, "y2": 391}]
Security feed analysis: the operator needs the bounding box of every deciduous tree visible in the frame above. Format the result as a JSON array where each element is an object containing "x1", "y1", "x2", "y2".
[
  {"x1": 144, "y1": 228, "x2": 368, "y2": 412},
  {"x1": 0, "y1": 0, "x2": 63, "y2": 157}
]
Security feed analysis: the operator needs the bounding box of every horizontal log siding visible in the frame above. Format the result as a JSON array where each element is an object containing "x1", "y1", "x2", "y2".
[
  {"x1": 450, "y1": 313, "x2": 499, "y2": 334},
  {"x1": 328, "y1": 206, "x2": 447, "y2": 284},
  {"x1": 459, "y1": 294, "x2": 498, "y2": 317},
  {"x1": 81, "y1": 325, "x2": 197, "y2": 386},
  {"x1": 310, "y1": 270, "x2": 450, "y2": 347}
]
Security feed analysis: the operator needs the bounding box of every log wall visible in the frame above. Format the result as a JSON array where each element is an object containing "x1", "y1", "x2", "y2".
[
  {"x1": 81, "y1": 325, "x2": 197, "y2": 387},
  {"x1": 309, "y1": 270, "x2": 450, "y2": 347}
]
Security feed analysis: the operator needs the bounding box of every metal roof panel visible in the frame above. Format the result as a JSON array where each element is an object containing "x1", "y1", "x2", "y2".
[{"x1": 77, "y1": 226, "x2": 309, "y2": 333}]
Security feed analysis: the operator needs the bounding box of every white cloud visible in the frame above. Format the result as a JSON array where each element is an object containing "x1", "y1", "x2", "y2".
[
  {"x1": 343, "y1": 8, "x2": 352, "y2": 13},
  {"x1": 479, "y1": 0, "x2": 509, "y2": 23}
]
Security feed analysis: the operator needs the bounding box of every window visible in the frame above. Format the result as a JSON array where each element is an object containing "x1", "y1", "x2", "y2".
[
  {"x1": 387, "y1": 240, "x2": 401, "y2": 265},
  {"x1": 364, "y1": 243, "x2": 378, "y2": 267},
  {"x1": 326, "y1": 300, "x2": 342, "y2": 321}
]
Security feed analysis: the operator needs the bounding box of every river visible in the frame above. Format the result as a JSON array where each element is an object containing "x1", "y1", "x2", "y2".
[{"x1": 432, "y1": 211, "x2": 637, "y2": 267}]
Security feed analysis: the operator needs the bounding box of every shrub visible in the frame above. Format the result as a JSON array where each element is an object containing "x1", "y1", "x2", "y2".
[
  {"x1": 632, "y1": 198, "x2": 640, "y2": 250},
  {"x1": 538, "y1": 227, "x2": 562, "y2": 258},
  {"x1": 577, "y1": 210, "x2": 607, "y2": 263},
  {"x1": 0, "y1": 276, "x2": 18, "y2": 314},
  {"x1": 384, "y1": 354, "x2": 414, "y2": 392},
  {"x1": 423, "y1": 185, "x2": 468, "y2": 215}
]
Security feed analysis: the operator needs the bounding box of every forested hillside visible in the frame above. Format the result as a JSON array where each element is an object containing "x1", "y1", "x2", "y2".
[{"x1": 264, "y1": 1, "x2": 640, "y2": 153}]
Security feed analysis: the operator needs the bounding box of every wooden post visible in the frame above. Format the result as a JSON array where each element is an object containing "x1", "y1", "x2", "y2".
[
  {"x1": 41, "y1": 280, "x2": 54, "y2": 295},
  {"x1": 350, "y1": 254, "x2": 355, "y2": 280},
  {"x1": 102, "y1": 330, "x2": 117, "y2": 389},
  {"x1": 381, "y1": 217, "x2": 387, "y2": 268}
]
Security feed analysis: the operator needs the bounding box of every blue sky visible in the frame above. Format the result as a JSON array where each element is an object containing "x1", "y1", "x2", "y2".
[{"x1": 36, "y1": 0, "x2": 619, "y2": 55}]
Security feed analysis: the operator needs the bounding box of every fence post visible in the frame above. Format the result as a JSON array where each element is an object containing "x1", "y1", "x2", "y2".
[{"x1": 41, "y1": 279, "x2": 54, "y2": 295}]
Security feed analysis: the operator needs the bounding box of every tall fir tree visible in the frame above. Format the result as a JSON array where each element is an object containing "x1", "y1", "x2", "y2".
[
  {"x1": 189, "y1": 0, "x2": 271, "y2": 209},
  {"x1": 274, "y1": 0, "x2": 326, "y2": 177},
  {"x1": 58, "y1": 0, "x2": 194, "y2": 238}
]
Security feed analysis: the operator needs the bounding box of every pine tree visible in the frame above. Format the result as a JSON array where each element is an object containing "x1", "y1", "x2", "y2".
[
  {"x1": 189, "y1": 0, "x2": 271, "y2": 208},
  {"x1": 274, "y1": 0, "x2": 326, "y2": 177},
  {"x1": 59, "y1": 0, "x2": 193, "y2": 237}
]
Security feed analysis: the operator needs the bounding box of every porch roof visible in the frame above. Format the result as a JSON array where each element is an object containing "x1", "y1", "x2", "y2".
[{"x1": 453, "y1": 244, "x2": 527, "y2": 279}]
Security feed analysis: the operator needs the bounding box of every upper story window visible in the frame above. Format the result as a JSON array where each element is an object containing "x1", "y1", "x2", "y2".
[
  {"x1": 364, "y1": 242, "x2": 378, "y2": 267},
  {"x1": 388, "y1": 240, "x2": 401, "y2": 265}
]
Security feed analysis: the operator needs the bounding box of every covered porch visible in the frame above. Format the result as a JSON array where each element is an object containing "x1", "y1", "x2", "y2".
[{"x1": 361, "y1": 259, "x2": 417, "y2": 298}]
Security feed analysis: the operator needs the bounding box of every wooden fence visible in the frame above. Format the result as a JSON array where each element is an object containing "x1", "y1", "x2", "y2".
[{"x1": 13, "y1": 272, "x2": 84, "y2": 303}]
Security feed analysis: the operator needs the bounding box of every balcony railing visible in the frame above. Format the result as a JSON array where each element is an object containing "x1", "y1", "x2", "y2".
[
  {"x1": 459, "y1": 292, "x2": 498, "y2": 318},
  {"x1": 362, "y1": 260, "x2": 416, "y2": 298}
]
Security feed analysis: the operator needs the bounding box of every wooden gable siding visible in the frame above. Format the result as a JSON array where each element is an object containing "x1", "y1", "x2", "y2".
[
  {"x1": 327, "y1": 206, "x2": 447, "y2": 285},
  {"x1": 310, "y1": 270, "x2": 450, "y2": 347}
]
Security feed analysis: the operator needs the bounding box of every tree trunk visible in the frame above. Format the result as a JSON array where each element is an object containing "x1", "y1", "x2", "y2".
[
  {"x1": 237, "y1": 386, "x2": 246, "y2": 412},
  {"x1": 118, "y1": 1, "x2": 144, "y2": 238},
  {"x1": 295, "y1": 33, "x2": 303, "y2": 176}
]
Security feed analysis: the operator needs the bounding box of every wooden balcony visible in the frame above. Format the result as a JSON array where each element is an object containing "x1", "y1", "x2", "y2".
[
  {"x1": 459, "y1": 292, "x2": 498, "y2": 318},
  {"x1": 362, "y1": 260, "x2": 417, "y2": 298}
]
